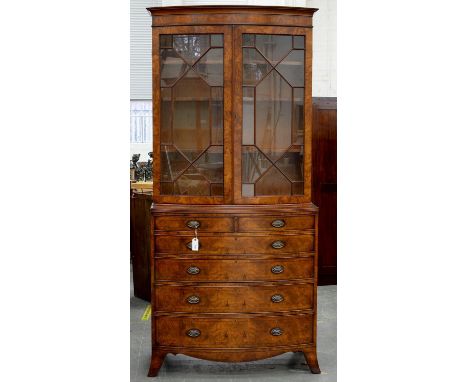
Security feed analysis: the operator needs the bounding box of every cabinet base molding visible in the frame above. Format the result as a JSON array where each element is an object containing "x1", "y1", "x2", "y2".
[{"x1": 148, "y1": 346, "x2": 320, "y2": 376}]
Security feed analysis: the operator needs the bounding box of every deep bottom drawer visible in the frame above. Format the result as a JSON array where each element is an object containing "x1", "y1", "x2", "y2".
[
  {"x1": 155, "y1": 283, "x2": 313, "y2": 313},
  {"x1": 155, "y1": 314, "x2": 313, "y2": 348}
]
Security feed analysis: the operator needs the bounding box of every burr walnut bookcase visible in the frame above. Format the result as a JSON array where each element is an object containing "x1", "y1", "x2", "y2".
[{"x1": 147, "y1": 5, "x2": 320, "y2": 376}]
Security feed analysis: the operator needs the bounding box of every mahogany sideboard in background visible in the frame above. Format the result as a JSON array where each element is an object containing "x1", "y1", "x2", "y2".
[
  {"x1": 312, "y1": 97, "x2": 337, "y2": 285},
  {"x1": 130, "y1": 96, "x2": 337, "y2": 300}
]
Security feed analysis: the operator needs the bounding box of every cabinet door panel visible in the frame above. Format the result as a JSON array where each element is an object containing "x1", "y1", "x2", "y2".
[
  {"x1": 153, "y1": 26, "x2": 232, "y2": 204},
  {"x1": 233, "y1": 26, "x2": 312, "y2": 204}
]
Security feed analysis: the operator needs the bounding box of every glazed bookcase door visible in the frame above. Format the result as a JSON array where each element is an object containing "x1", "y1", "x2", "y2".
[
  {"x1": 153, "y1": 26, "x2": 232, "y2": 204},
  {"x1": 233, "y1": 26, "x2": 312, "y2": 204}
]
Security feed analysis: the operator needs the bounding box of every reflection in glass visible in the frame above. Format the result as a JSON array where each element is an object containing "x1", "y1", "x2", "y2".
[
  {"x1": 293, "y1": 88, "x2": 304, "y2": 145},
  {"x1": 160, "y1": 49, "x2": 188, "y2": 87},
  {"x1": 293, "y1": 35, "x2": 305, "y2": 49},
  {"x1": 160, "y1": 88, "x2": 172, "y2": 144},
  {"x1": 255, "y1": 166, "x2": 291, "y2": 196},
  {"x1": 255, "y1": 35, "x2": 292, "y2": 65},
  {"x1": 160, "y1": 145, "x2": 190, "y2": 182},
  {"x1": 173, "y1": 72, "x2": 210, "y2": 161},
  {"x1": 242, "y1": 87, "x2": 254, "y2": 145},
  {"x1": 276, "y1": 50, "x2": 305, "y2": 87},
  {"x1": 242, "y1": 146, "x2": 271, "y2": 183},
  {"x1": 242, "y1": 183, "x2": 254, "y2": 197},
  {"x1": 210, "y1": 34, "x2": 223, "y2": 47},
  {"x1": 276, "y1": 146, "x2": 304, "y2": 182},
  {"x1": 160, "y1": 182, "x2": 174, "y2": 195},
  {"x1": 242, "y1": 34, "x2": 255, "y2": 47},
  {"x1": 292, "y1": 182, "x2": 304, "y2": 195},
  {"x1": 195, "y1": 48, "x2": 223, "y2": 86},
  {"x1": 211, "y1": 87, "x2": 223, "y2": 145},
  {"x1": 211, "y1": 183, "x2": 223, "y2": 196},
  {"x1": 255, "y1": 71, "x2": 292, "y2": 162},
  {"x1": 175, "y1": 166, "x2": 210, "y2": 196},
  {"x1": 160, "y1": 35, "x2": 173, "y2": 49},
  {"x1": 243, "y1": 48, "x2": 272, "y2": 86},
  {"x1": 173, "y1": 35, "x2": 210, "y2": 65},
  {"x1": 194, "y1": 146, "x2": 223, "y2": 183}
]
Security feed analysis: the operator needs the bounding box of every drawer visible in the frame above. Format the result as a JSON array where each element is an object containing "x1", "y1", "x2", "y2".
[
  {"x1": 237, "y1": 216, "x2": 315, "y2": 232},
  {"x1": 155, "y1": 283, "x2": 313, "y2": 313},
  {"x1": 155, "y1": 216, "x2": 234, "y2": 232},
  {"x1": 155, "y1": 314, "x2": 313, "y2": 348},
  {"x1": 155, "y1": 258, "x2": 313, "y2": 282},
  {"x1": 155, "y1": 234, "x2": 314, "y2": 254}
]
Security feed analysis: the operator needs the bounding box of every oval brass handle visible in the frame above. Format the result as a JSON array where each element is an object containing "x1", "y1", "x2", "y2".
[
  {"x1": 271, "y1": 219, "x2": 286, "y2": 228},
  {"x1": 186, "y1": 241, "x2": 201, "y2": 250},
  {"x1": 271, "y1": 294, "x2": 284, "y2": 303},
  {"x1": 186, "y1": 328, "x2": 201, "y2": 338},
  {"x1": 186, "y1": 266, "x2": 200, "y2": 275},
  {"x1": 271, "y1": 240, "x2": 285, "y2": 249},
  {"x1": 186, "y1": 295, "x2": 200, "y2": 304},
  {"x1": 271, "y1": 265, "x2": 284, "y2": 274},
  {"x1": 270, "y1": 327, "x2": 283, "y2": 336},
  {"x1": 186, "y1": 220, "x2": 200, "y2": 229}
]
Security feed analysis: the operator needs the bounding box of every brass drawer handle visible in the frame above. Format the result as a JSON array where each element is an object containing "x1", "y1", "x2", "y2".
[
  {"x1": 186, "y1": 328, "x2": 201, "y2": 338},
  {"x1": 186, "y1": 241, "x2": 201, "y2": 250},
  {"x1": 271, "y1": 219, "x2": 286, "y2": 228},
  {"x1": 186, "y1": 295, "x2": 200, "y2": 304},
  {"x1": 271, "y1": 294, "x2": 284, "y2": 303},
  {"x1": 270, "y1": 327, "x2": 283, "y2": 336},
  {"x1": 271, "y1": 265, "x2": 284, "y2": 274},
  {"x1": 186, "y1": 266, "x2": 200, "y2": 275},
  {"x1": 186, "y1": 220, "x2": 200, "y2": 229},
  {"x1": 271, "y1": 240, "x2": 285, "y2": 249}
]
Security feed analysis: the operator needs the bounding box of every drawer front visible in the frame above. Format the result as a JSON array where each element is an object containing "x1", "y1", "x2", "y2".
[
  {"x1": 237, "y1": 216, "x2": 315, "y2": 232},
  {"x1": 155, "y1": 283, "x2": 313, "y2": 313},
  {"x1": 155, "y1": 216, "x2": 234, "y2": 232},
  {"x1": 155, "y1": 315, "x2": 313, "y2": 348},
  {"x1": 155, "y1": 235, "x2": 314, "y2": 254},
  {"x1": 155, "y1": 258, "x2": 313, "y2": 282}
]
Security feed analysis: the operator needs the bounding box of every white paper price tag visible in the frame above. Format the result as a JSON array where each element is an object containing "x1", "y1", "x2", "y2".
[{"x1": 191, "y1": 238, "x2": 199, "y2": 251}]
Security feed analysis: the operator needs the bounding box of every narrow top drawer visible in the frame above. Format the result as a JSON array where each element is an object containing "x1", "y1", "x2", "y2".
[
  {"x1": 237, "y1": 216, "x2": 315, "y2": 232},
  {"x1": 155, "y1": 216, "x2": 234, "y2": 232}
]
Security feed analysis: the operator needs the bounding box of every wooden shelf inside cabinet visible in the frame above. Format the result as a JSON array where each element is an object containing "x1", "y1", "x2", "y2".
[{"x1": 146, "y1": 5, "x2": 320, "y2": 377}]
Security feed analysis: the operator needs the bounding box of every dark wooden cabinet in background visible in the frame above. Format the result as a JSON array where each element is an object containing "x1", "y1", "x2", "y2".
[{"x1": 144, "y1": 5, "x2": 324, "y2": 377}]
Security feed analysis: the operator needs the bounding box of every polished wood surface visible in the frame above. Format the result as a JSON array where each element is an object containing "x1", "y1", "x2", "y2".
[{"x1": 147, "y1": 6, "x2": 320, "y2": 377}]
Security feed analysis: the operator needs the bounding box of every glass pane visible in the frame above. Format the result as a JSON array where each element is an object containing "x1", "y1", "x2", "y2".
[
  {"x1": 211, "y1": 34, "x2": 223, "y2": 47},
  {"x1": 173, "y1": 35, "x2": 210, "y2": 65},
  {"x1": 211, "y1": 87, "x2": 223, "y2": 145},
  {"x1": 194, "y1": 48, "x2": 223, "y2": 86},
  {"x1": 242, "y1": 87, "x2": 254, "y2": 145},
  {"x1": 255, "y1": 166, "x2": 291, "y2": 196},
  {"x1": 160, "y1": 182, "x2": 174, "y2": 195},
  {"x1": 160, "y1": 35, "x2": 172, "y2": 49},
  {"x1": 276, "y1": 50, "x2": 304, "y2": 87},
  {"x1": 242, "y1": 146, "x2": 271, "y2": 183},
  {"x1": 255, "y1": 35, "x2": 292, "y2": 65},
  {"x1": 242, "y1": 34, "x2": 255, "y2": 47},
  {"x1": 160, "y1": 88, "x2": 172, "y2": 144},
  {"x1": 175, "y1": 166, "x2": 210, "y2": 196},
  {"x1": 255, "y1": 70, "x2": 292, "y2": 162},
  {"x1": 160, "y1": 145, "x2": 190, "y2": 182},
  {"x1": 172, "y1": 71, "x2": 210, "y2": 161},
  {"x1": 193, "y1": 146, "x2": 223, "y2": 183},
  {"x1": 243, "y1": 48, "x2": 272, "y2": 86},
  {"x1": 242, "y1": 183, "x2": 254, "y2": 197},
  {"x1": 293, "y1": 35, "x2": 304, "y2": 49},
  {"x1": 292, "y1": 182, "x2": 304, "y2": 195},
  {"x1": 160, "y1": 49, "x2": 188, "y2": 87},
  {"x1": 275, "y1": 146, "x2": 304, "y2": 182},
  {"x1": 211, "y1": 183, "x2": 223, "y2": 196},
  {"x1": 293, "y1": 88, "x2": 304, "y2": 145}
]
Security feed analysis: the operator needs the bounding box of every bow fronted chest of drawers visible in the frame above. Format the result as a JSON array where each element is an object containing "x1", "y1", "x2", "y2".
[{"x1": 147, "y1": 5, "x2": 320, "y2": 376}]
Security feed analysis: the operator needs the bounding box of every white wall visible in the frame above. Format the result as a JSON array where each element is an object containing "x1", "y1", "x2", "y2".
[{"x1": 130, "y1": 0, "x2": 336, "y2": 155}]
